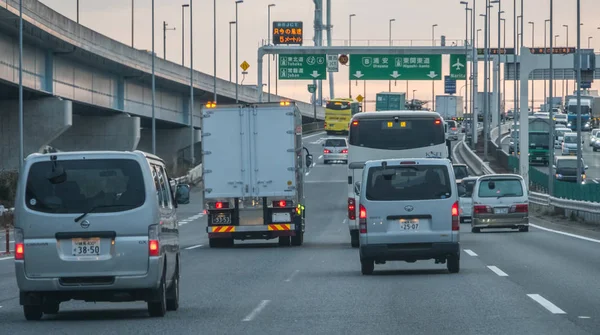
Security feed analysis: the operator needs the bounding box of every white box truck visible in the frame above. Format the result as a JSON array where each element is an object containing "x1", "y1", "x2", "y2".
[
  {"x1": 201, "y1": 102, "x2": 314, "y2": 248},
  {"x1": 435, "y1": 95, "x2": 464, "y2": 120}
]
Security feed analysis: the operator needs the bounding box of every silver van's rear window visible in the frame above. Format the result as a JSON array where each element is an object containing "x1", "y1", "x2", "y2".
[
  {"x1": 366, "y1": 165, "x2": 451, "y2": 201},
  {"x1": 25, "y1": 159, "x2": 146, "y2": 214},
  {"x1": 325, "y1": 139, "x2": 346, "y2": 147},
  {"x1": 477, "y1": 179, "x2": 524, "y2": 198}
]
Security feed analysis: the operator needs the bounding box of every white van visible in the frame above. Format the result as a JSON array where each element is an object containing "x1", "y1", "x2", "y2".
[{"x1": 14, "y1": 151, "x2": 189, "y2": 320}]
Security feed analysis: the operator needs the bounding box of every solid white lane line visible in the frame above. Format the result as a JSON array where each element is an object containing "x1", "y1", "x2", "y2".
[
  {"x1": 487, "y1": 265, "x2": 508, "y2": 277},
  {"x1": 185, "y1": 244, "x2": 203, "y2": 250},
  {"x1": 0, "y1": 256, "x2": 14, "y2": 261},
  {"x1": 463, "y1": 249, "x2": 478, "y2": 257},
  {"x1": 242, "y1": 300, "x2": 271, "y2": 321},
  {"x1": 342, "y1": 218, "x2": 347, "y2": 224},
  {"x1": 284, "y1": 270, "x2": 300, "y2": 282},
  {"x1": 527, "y1": 294, "x2": 566, "y2": 314},
  {"x1": 530, "y1": 224, "x2": 600, "y2": 244},
  {"x1": 578, "y1": 316, "x2": 591, "y2": 319}
]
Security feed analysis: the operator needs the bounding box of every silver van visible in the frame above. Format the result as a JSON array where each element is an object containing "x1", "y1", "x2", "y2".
[
  {"x1": 358, "y1": 158, "x2": 460, "y2": 275},
  {"x1": 471, "y1": 174, "x2": 528, "y2": 232},
  {"x1": 14, "y1": 151, "x2": 189, "y2": 320}
]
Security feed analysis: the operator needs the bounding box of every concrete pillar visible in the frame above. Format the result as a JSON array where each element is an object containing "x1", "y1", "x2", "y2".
[
  {"x1": 137, "y1": 128, "x2": 201, "y2": 176},
  {"x1": 0, "y1": 97, "x2": 72, "y2": 170},
  {"x1": 51, "y1": 114, "x2": 141, "y2": 152}
]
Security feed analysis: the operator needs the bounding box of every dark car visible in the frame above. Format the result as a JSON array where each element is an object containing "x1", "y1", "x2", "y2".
[{"x1": 554, "y1": 157, "x2": 588, "y2": 183}]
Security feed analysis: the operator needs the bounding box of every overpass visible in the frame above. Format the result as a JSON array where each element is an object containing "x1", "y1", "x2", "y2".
[{"x1": 0, "y1": 0, "x2": 324, "y2": 172}]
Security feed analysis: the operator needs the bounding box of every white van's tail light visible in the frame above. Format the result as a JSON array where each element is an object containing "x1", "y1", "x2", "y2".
[
  {"x1": 510, "y1": 204, "x2": 528, "y2": 213},
  {"x1": 451, "y1": 202, "x2": 459, "y2": 231},
  {"x1": 359, "y1": 204, "x2": 367, "y2": 233},
  {"x1": 473, "y1": 205, "x2": 492, "y2": 214},
  {"x1": 148, "y1": 224, "x2": 160, "y2": 257},
  {"x1": 348, "y1": 198, "x2": 356, "y2": 220},
  {"x1": 14, "y1": 228, "x2": 24, "y2": 260}
]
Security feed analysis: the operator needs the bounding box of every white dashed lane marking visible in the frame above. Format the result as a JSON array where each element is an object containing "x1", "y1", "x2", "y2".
[{"x1": 178, "y1": 212, "x2": 205, "y2": 226}]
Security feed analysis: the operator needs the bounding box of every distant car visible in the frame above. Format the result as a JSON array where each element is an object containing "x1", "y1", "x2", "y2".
[
  {"x1": 471, "y1": 174, "x2": 529, "y2": 233},
  {"x1": 589, "y1": 129, "x2": 600, "y2": 147},
  {"x1": 554, "y1": 114, "x2": 568, "y2": 126},
  {"x1": 457, "y1": 177, "x2": 478, "y2": 224},
  {"x1": 554, "y1": 127, "x2": 570, "y2": 149},
  {"x1": 322, "y1": 138, "x2": 348, "y2": 164},
  {"x1": 562, "y1": 133, "x2": 580, "y2": 155},
  {"x1": 453, "y1": 164, "x2": 469, "y2": 182},
  {"x1": 445, "y1": 120, "x2": 459, "y2": 141},
  {"x1": 506, "y1": 110, "x2": 514, "y2": 120},
  {"x1": 554, "y1": 156, "x2": 588, "y2": 183},
  {"x1": 508, "y1": 130, "x2": 520, "y2": 154}
]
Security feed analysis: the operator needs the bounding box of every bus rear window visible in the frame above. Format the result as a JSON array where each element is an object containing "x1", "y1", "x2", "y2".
[
  {"x1": 349, "y1": 118, "x2": 445, "y2": 150},
  {"x1": 326, "y1": 101, "x2": 350, "y2": 110}
]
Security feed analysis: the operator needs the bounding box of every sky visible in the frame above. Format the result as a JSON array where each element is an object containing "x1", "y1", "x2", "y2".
[{"x1": 37, "y1": 0, "x2": 600, "y2": 111}]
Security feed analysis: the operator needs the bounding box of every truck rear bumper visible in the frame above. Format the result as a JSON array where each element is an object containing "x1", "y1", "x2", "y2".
[{"x1": 208, "y1": 224, "x2": 297, "y2": 240}]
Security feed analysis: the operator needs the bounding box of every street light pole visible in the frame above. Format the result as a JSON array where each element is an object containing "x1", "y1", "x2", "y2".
[
  {"x1": 163, "y1": 21, "x2": 176, "y2": 60},
  {"x1": 349, "y1": 14, "x2": 355, "y2": 98},
  {"x1": 481, "y1": 7, "x2": 489, "y2": 160},
  {"x1": 18, "y1": 0, "x2": 23, "y2": 172},
  {"x1": 576, "y1": 0, "x2": 583, "y2": 184},
  {"x1": 471, "y1": 0, "x2": 478, "y2": 149},
  {"x1": 131, "y1": 0, "x2": 134, "y2": 48},
  {"x1": 267, "y1": 4, "x2": 276, "y2": 102},
  {"x1": 181, "y1": 4, "x2": 189, "y2": 66},
  {"x1": 460, "y1": 2, "x2": 469, "y2": 120},
  {"x1": 548, "y1": 0, "x2": 555, "y2": 195},
  {"x1": 388, "y1": 18, "x2": 395, "y2": 92},
  {"x1": 529, "y1": 21, "x2": 535, "y2": 112},
  {"x1": 564, "y1": 24, "x2": 569, "y2": 96},
  {"x1": 189, "y1": 0, "x2": 194, "y2": 166},
  {"x1": 432, "y1": 23, "x2": 438, "y2": 111},
  {"x1": 235, "y1": 0, "x2": 243, "y2": 103},
  {"x1": 512, "y1": 0, "x2": 518, "y2": 143},
  {"x1": 502, "y1": 17, "x2": 506, "y2": 117},
  {"x1": 229, "y1": 21, "x2": 235, "y2": 82},
  {"x1": 77, "y1": 0, "x2": 79, "y2": 23},
  {"x1": 544, "y1": 19, "x2": 549, "y2": 102},
  {"x1": 494, "y1": 0, "x2": 502, "y2": 148},
  {"x1": 151, "y1": 0, "x2": 156, "y2": 154},
  {"x1": 213, "y1": 0, "x2": 217, "y2": 103}
]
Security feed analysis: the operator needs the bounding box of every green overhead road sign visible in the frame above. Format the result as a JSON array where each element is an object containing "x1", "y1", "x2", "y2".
[
  {"x1": 449, "y1": 54, "x2": 467, "y2": 80},
  {"x1": 279, "y1": 54, "x2": 327, "y2": 80},
  {"x1": 349, "y1": 54, "x2": 442, "y2": 80}
]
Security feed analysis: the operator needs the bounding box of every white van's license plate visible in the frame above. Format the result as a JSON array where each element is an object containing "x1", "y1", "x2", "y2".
[
  {"x1": 494, "y1": 208, "x2": 509, "y2": 214},
  {"x1": 400, "y1": 222, "x2": 419, "y2": 230},
  {"x1": 72, "y1": 238, "x2": 101, "y2": 256}
]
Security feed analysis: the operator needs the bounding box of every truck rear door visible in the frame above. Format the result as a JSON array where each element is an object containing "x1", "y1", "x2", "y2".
[
  {"x1": 203, "y1": 107, "x2": 248, "y2": 198},
  {"x1": 250, "y1": 105, "x2": 297, "y2": 197}
]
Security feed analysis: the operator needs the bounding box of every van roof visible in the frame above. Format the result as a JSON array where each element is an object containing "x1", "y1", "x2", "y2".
[
  {"x1": 352, "y1": 110, "x2": 441, "y2": 120},
  {"x1": 478, "y1": 173, "x2": 523, "y2": 181},
  {"x1": 365, "y1": 158, "x2": 452, "y2": 168},
  {"x1": 24, "y1": 150, "x2": 165, "y2": 164}
]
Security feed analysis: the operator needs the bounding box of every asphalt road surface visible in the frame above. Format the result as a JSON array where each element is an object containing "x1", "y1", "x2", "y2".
[{"x1": 0, "y1": 132, "x2": 599, "y2": 334}]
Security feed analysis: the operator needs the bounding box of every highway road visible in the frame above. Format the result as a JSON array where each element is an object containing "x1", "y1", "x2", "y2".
[
  {"x1": 0, "y1": 132, "x2": 599, "y2": 334},
  {"x1": 500, "y1": 131, "x2": 600, "y2": 183}
]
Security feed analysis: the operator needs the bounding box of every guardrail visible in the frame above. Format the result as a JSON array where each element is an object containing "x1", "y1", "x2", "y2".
[
  {"x1": 171, "y1": 122, "x2": 324, "y2": 187},
  {"x1": 460, "y1": 121, "x2": 600, "y2": 222}
]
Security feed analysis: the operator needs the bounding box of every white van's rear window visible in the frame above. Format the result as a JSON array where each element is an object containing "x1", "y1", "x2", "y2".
[
  {"x1": 366, "y1": 165, "x2": 451, "y2": 201},
  {"x1": 478, "y1": 179, "x2": 524, "y2": 198},
  {"x1": 25, "y1": 159, "x2": 146, "y2": 214}
]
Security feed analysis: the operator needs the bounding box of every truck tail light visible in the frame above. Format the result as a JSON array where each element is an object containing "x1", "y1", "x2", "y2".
[
  {"x1": 452, "y1": 202, "x2": 459, "y2": 231},
  {"x1": 348, "y1": 198, "x2": 356, "y2": 220},
  {"x1": 359, "y1": 204, "x2": 367, "y2": 233},
  {"x1": 273, "y1": 200, "x2": 291, "y2": 207},
  {"x1": 214, "y1": 201, "x2": 229, "y2": 209}
]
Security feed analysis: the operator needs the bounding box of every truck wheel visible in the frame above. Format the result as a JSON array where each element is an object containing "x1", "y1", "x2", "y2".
[
  {"x1": 350, "y1": 231, "x2": 359, "y2": 248},
  {"x1": 278, "y1": 236, "x2": 291, "y2": 246},
  {"x1": 291, "y1": 232, "x2": 304, "y2": 246}
]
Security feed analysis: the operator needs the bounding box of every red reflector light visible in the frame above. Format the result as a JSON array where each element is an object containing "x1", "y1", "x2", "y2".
[
  {"x1": 451, "y1": 127, "x2": 457, "y2": 130},
  {"x1": 400, "y1": 161, "x2": 416, "y2": 165},
  {"x1": 15, "y1": 243, "x2": 24, "y2": 260},
  {"x1": 452, "y1": 201, "x2": 459, "y2": 231},
  {"x1": 348, "y1": 198, "x2": 356, "y2": 220},
  {"x1": 149, "y1": 240, "x2": 159, "y2": 257},
  {"x1": 341, "y1": 149, "x2": 348, "y2": 153},
  {"x1": 473, "y1": 205, "x2": 491, "y2": 214},
  {"x1": 324, "y1": 149, "x2": 331, "y2": 154},
  {"x1": 352, "y1": 120, "x2": 359, "y2": 126},
  {"x1": 359, "y1": 204, "x2": 367, "y2": 233}
]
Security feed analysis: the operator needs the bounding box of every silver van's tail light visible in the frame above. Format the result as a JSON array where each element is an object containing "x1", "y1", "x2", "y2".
[
  {"x1": 359, "y1": 204, "x2": 367, "y2": 233},
  {"x1": 510, "y1": 204, "x2": 528, "y2": 213},
  {"x1": 451, "y1": 202, "x2": 459, "y2": 231},
  {"x1": 148, "y1": 224, "x2": 159, "y2": 257},
  {"x1": 14, "y1": 228, "x2": 24, "y2": 260}
]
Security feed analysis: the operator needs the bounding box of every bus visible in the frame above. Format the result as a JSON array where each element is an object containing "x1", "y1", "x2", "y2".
[
  {"x1": 324, "y1": 98, "x2": 361, "y2": 135},
  {"x1": 345, "y1": 111, "x2": 450, "y2": 248}
]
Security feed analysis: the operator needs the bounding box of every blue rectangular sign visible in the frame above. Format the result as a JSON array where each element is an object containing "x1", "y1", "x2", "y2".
[{"x1": 444, "y1": 76, "x2": 456, "y2": 94}]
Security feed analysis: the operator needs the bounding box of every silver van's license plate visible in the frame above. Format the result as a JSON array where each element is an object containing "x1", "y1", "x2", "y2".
[{"x1": 72, "y1": 238, "x2": 101, "y2": 256}]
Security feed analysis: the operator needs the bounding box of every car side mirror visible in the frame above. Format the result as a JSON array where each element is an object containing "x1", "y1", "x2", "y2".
[
  {"x1": 585, "y1": 165, "x2": 589, "y2": 170},
  {"x1": 322, "y1": 143, "x2": 325, "y2": 147},
  {"x1": 552, "y1": 165, "x2": 556, "y2": 169},
  {"x1": 306, "y1": 154, "x2": 313, "y2": 168},
  {"x1": 175, "y1": 184, "x2": 191, "y2": 205}
]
